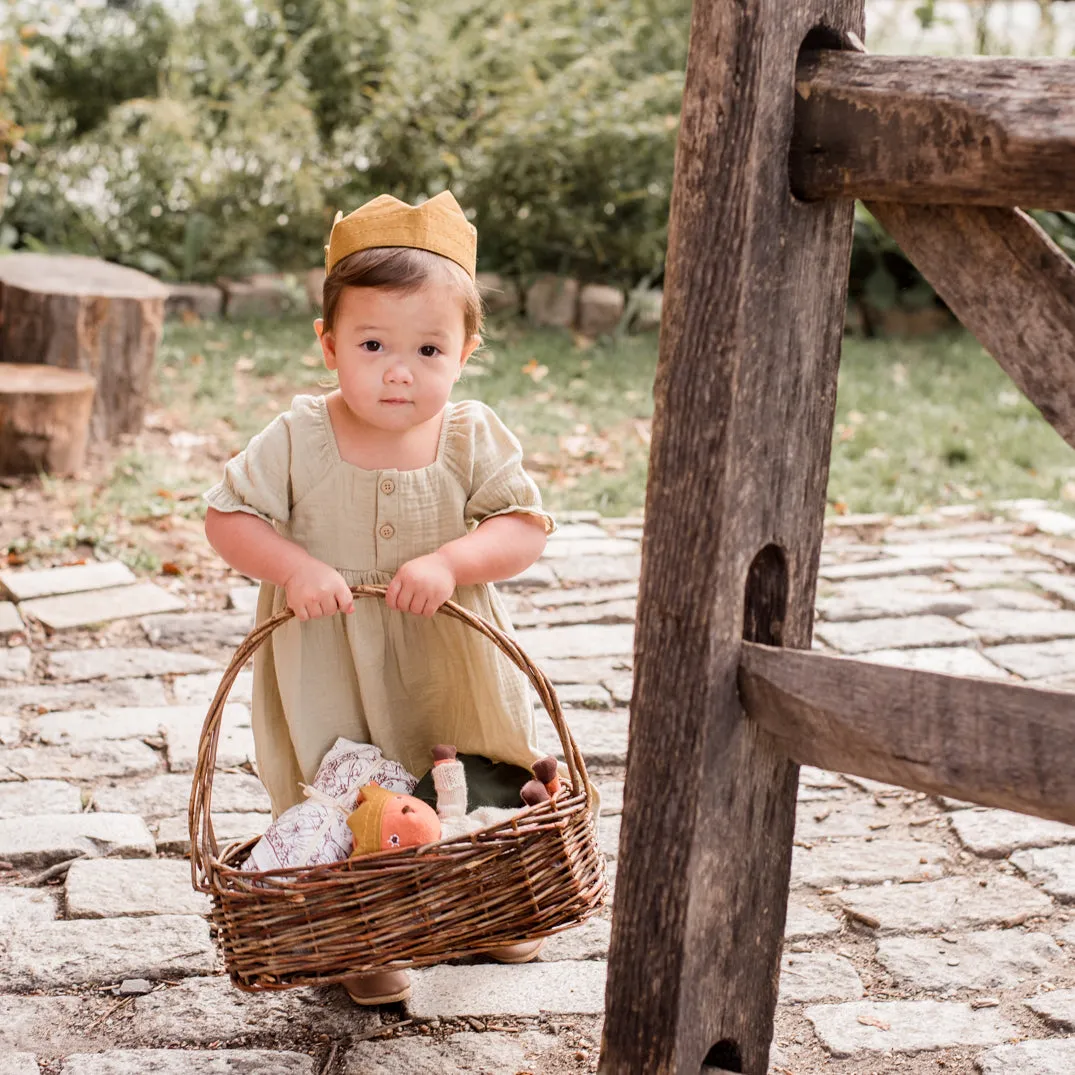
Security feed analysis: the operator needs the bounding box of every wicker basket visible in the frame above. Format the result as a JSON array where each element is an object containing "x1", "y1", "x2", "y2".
[{"x1": 189, "y1": 584, "x2": 609, "y2": 991}]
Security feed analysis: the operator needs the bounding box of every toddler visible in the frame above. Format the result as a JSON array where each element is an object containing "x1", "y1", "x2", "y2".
[{"x1": 204, "y1": 191, "x2": 554, "y2": 1004}]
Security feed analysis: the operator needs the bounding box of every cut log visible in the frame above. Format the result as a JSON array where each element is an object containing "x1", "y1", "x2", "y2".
[
  {"x1": 0, "y1": 253, "x2": 167, "y2": 442},
  {"x1": 790, "y1": 52, "x2": 1075, "y2": 208},
  {"x1": 0, "y1": 363, "x2": 96, "y2": 475},
  {"x1": 739, "y1": 642, "x2": 1075, "y2": 826}
]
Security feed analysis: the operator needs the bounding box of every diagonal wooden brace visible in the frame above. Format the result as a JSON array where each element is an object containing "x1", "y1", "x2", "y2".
[
  {"x1": 740, "y1": 643, "x2": 1075, "y2": 825},
  {"x1": 867, "y1": 202, "x2": 1075, "y2": 452}
]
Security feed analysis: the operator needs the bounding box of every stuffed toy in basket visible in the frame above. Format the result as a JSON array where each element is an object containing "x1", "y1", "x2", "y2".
[{"x1": 188, "y1": 586, "x2": 608, "y2": 991}]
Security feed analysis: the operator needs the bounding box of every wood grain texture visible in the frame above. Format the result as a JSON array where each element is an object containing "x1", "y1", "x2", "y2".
[
  {"x1": 791, "y1": 52, "x2": 1075, "y2": 207},
  {"x1": 870, "y1": 202, "x2": 1075, "y2": 451},
  {"x1": 599, "y1": 3, "x2": 863, "y2": 1073},
  {"x1": 740, "y1": 642, "x2": 1075, "y2": 824},
  {"x1": 0, "y1": 253, "x2": 166, "y2": 442},
  {"x1": 0, "y1": 363, "x2": 96, "y2": 475}
]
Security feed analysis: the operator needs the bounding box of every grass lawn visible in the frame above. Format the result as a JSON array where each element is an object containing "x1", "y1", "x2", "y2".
[
  {"x1": 8, "y1": 316, "x2": 1073, "y2": 575},
  {"x1": 154, "y1": 314, "x2": 1075, "y2": 518}
]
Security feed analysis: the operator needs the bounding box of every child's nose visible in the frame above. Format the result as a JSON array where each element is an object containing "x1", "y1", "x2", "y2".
[{"x1": 384, "y1": 362, "x2": 413, "y2": 385}]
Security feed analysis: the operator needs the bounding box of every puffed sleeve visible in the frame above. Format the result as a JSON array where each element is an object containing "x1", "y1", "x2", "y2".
[
  {"x1": 463, "y1": 403, "x2": 556, "y2": 534},
  {"x1": 203, "y1": 411, "x2": 294, "y2": 525}
]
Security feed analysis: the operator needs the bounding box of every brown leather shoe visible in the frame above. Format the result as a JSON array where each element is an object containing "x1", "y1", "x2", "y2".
[
  {"x1": 484, "y1": 938, "x2": 546, "y2": 964},
  {"x1": 342, "y1": 969, "x2": 411, "y2": 1005}
]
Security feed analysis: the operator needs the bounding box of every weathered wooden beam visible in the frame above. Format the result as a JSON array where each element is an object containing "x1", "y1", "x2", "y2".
[
  {"x1": 869, "y1": 202, "x2": 1075, "y2": 451},
  {"x1": 740, "y1": 642, "x2": 1075, "y2": 824},
  {"x1": 791, "y1": 52, "x2": 1075, "y2": 208},
  {"x1": 600, "y1": 1, "x2": 863, "y2": 1072}
]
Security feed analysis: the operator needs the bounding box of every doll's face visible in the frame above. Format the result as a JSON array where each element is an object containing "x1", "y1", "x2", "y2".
[{"x1": 316, "y1": 284, "x2": 479, "y2": 434}]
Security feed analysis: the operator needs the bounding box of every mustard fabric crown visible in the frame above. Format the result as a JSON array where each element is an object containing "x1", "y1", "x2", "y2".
[{"x1": 325, "y1": 191, "x2": 478, "y2": 279}]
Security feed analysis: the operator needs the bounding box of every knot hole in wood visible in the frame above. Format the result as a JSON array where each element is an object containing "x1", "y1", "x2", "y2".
[
  {"x1": 702, "y1": 1037, "x2": 743, "y2": 1072},
  {"x1": 742, "y1": 543, "x2": 788, "y2": 647}
]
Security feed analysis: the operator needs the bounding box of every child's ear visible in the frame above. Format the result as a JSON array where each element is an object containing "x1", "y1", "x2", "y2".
[
  {"x1": 316, "y1": 319, "x2": 338, "y2": 371},
  {"x1": 457, "y1": 334, "x2": 481, "y2": 379}
]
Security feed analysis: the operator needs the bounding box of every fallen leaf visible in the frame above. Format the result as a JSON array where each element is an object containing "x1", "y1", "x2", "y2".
[
  {"x1": 161, "y1": 562, "x2": 182, "y2": 576},
  {"x1": 520, "y1": 359, "x2": 549, "y2": 382},
  {"x1": 6, "y1": 552, "x2": 25, "y2": 566},
  {"x1": 857, "y1": 1015, "x2": 890, "y2": 1030}
]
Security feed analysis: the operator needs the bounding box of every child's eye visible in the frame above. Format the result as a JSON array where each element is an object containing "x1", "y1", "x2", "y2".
[
  {"x1": 419, "y1": 345, "x2": 440, "y2": 358},
  {"x1": 361, "y1": 340, "x2": 382, "y2": 352}
]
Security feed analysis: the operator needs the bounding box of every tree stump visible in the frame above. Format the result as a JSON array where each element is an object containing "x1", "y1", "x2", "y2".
[
  {"x1": 0, "y1": 363, "x2": 96, "y2": 475},
  {"x1": 0, "y1": 253, "x2": 167, "y2": 442}
]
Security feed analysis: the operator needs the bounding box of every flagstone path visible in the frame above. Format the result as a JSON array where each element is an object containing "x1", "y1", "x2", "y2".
[{"x1": 1, "y1": 500, "x2": 1075, "y2": 1074}]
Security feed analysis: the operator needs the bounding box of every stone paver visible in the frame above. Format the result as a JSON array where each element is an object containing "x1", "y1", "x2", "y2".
[
  {"x1": 92, "y1": 772, "x2": 269, "y2": 819},
  {"x1": 876, "y1": 930, "x2": 1063, "y2": 990},
  {"x1": 977, "y1": 1039, "x2": 1075, "y2": 1074},
  {"x1": 343, "y1": 1031, "x2": 567, "y2": 1075},
  {"x1": 1012, "y1": 845, "x2": 1075, "y2": 901},
  {"x1": 814, "y1": 615, "x2": 976, "y2": 654},
  {"x1": 60, "y1": 1051, "x2": 314, "y2": 1075},
  {"x1": 141, "y1": 611, "x2": 252, "y2": 649},
  {"x1": 784, "y1": 903, "x2": 842, "y2": 941},
  {"x1": 65, "y1": 858, "x2": 209, "y2": 917},
  {"x1": 0, "y1": 561, "x2": 135, "y2": 601},
  {"x1": 861, "y1": 646, "x2": 1011, "y2": 678},
  {"x1": 791, "y1": 838, "x2": 950, "y2": 888},
  {"x1": 537, "y1": 709, "x2": 629, "y2": 765},
  {"x1": 779, "y1": 953, "x2": 863, "y2": 1003},
  {"x1": 171, "y1": 670, "x2": 253, "y2": 706},
  {"x1": 2, "y1": 915, "x2": 215, "y2": 987},
  {"x1": 985, "y1": 639, "x2": 1075, "y2": 679},
  {"x1": 48, "y1": 648, "x2": 218, "y2": 683},
  {"x1": 1025, "y1": 988, "x2": 1075, "y2": 1031},
  {"x1": 123, "y1": 976, "x2": 376, "y2": 1043},
  {"x1": 835, "y1": 875, "x2": 1052, "y2": 933},
  {"x1": 0, "y1": 1055, "x2": 38, "y2": 1075},
  {"x1": 949, "y1": 808, "x2": 1075, "y2": 857},
  {"x1": 0, "y1": 677, "x2": 169, "y2": 711},
  {"x1": 0, "y1": 740, "x2": 160, "y2": 781},
  {"x1": 819, "y1": 556, "x2": 948, "y2": 581},
  {"x1": 0, "y1": 813, "x2": 154, "y2": 866},
  {"x1": 957, "y1": 608, "x2": 1075, "y2": 644},
  {"x1": 0, "y1": 888, "x2": 57, "y2": 928},
  {"x1": 517, "y1": 623, "x2": 634, "y2": 660},
  {"x1": 0, "y1": 648, "x2": 31, "y2": 682},
  {"x1": 804, "y1": 999, "x2": 1017, "y2": 1057},
  {"x1": 0, "y1": 511, "x2": 1071, "y2": 1075},
  {"x1": 407, "y1": 961, "x2": 607, "y2": 1017},
  {"x1": 154, "y1": 812, "x2": 269, "y2": 854},
  {"x1": 0, "y1": 779, "x2": 82, "y2": 819},
  {"x1": 0, "y1": 602, "x2": 23, "y2": 635},
  {"x1": 21, "y1": 582, "x2": 185, "y2": 630},
  {"x1": 228, "y1": 586, "x2": 259, "y2": 614}
]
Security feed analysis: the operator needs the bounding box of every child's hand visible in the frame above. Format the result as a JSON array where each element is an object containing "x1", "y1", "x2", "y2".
[
  {"x1": 283, "y1": 558, "x2": 355, "y2": 621},
  {"x1": 386, "y1": 553, "x2": 457, "y2": 617}
]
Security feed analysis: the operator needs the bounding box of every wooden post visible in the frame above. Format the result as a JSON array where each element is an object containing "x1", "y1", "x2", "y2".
[{"x1": 600, "y1": 2, "x2": 863, "y2": 1072}]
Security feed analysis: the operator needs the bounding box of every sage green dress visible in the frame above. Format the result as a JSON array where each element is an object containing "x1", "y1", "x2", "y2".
[{"x1": 204, "y1": 393, "x2": 555, "y2": 817}]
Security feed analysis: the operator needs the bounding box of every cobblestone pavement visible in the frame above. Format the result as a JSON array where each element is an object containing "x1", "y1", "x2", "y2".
[{"x1": 2, "y1": 500, "x2": 1075, "y2": 1074}]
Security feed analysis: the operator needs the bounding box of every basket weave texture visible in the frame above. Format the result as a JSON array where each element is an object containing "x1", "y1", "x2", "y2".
[{"x1": 189, "y1": 585, "x2": 609, "y2": 991}]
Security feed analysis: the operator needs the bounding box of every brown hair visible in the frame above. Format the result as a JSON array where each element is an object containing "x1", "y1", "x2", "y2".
[{"x1": 321, "y1": 247, "x2": 483, "y2": 339}]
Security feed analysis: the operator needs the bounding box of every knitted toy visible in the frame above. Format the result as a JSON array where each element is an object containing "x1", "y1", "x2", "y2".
[{"x1": 347, "y1": 783, "x2": 441, "y2": 856}]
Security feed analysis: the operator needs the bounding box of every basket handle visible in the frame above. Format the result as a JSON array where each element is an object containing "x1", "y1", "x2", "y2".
[{"x1": 189, "y1": 584, "x2": 593, "y2": 891}]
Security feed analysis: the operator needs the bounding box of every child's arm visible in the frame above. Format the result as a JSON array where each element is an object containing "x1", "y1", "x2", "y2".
[
  {"x1": 385, "y1": 513, "x2": 546, "y2": 617},
  {"x1": 205, "y1": 507, "x2": 354, "y2": 620}
]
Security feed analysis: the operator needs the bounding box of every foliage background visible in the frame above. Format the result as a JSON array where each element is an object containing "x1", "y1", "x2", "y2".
[{"x1": 1, "y1": 0, "x2": 1073, "y2": 317}]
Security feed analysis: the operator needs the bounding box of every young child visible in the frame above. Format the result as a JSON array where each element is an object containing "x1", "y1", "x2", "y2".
[{"x1": 203, "y1": 191, "x2": 554, "y2": 1005}]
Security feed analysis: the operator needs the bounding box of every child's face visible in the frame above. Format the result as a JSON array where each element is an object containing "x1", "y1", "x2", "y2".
[{"x1": 316, "y1": 283, "x2": 479, "y2": 433}]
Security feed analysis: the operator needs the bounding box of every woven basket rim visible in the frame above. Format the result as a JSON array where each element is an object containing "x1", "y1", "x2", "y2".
[{"x1": 188, "y1": 584, "x2": 595, "y2": 893}]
